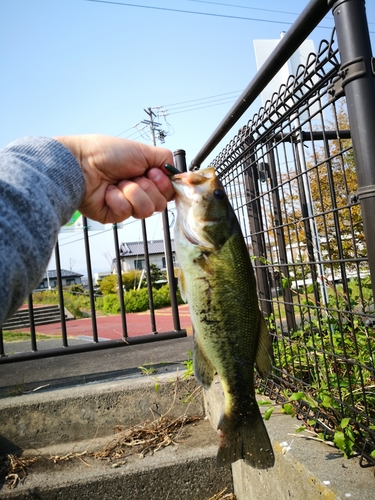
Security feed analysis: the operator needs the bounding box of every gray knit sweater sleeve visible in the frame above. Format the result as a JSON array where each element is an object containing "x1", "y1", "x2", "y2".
[{"x1": 0, "y1": 137, "x2": 85, "y2": 327}]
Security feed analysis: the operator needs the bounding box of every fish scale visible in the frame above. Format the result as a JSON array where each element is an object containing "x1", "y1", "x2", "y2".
[{"x1": 171, "y1": 166, "x2": 275, "y2": 469}]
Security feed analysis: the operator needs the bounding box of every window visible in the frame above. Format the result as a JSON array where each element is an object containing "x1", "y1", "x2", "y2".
[{"x1": 134, "y1": 259, "x2": 145, "y2": 270}]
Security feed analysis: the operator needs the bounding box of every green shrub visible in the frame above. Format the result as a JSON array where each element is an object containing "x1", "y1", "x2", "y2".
[
  {"x1": 125, "y1": 288, "x2": 149, "y2": 312},
  {"x1": 103, "y1": 294, "x2": 121, "y2": 314},
  {"x1": 31, "y1": 290, "x2": 59, "y2": 304}
]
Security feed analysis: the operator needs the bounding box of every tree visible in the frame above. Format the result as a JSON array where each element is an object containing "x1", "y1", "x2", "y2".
[
  {"x1": 277, "y1": 101, "x2": 364, "y2": 268},
  {"x1": 99, "y1": 271, "x2": 143, "y2": 295},
  {"x1": 98, "y1": 275, "x2": 118, "y2": 295},
  {"x1": 307, "y1": 102, "x2": 364, "y2": 265},
  {"x1": 149, "y1": 264, "x2": 167, "y2": 286}
]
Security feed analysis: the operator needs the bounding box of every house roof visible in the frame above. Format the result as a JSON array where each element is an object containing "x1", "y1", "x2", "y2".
[
  {"x1": 41, "y1": 269, "x2": 83, "y2": 279},
  {"x1": 119, "y1": 239, "x2": 175, "y2": 257}
]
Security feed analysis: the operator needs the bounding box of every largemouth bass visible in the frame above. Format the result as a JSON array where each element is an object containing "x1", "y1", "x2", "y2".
[{"x1": 170, "y1": 166, "x2": 275, "y2": 469}]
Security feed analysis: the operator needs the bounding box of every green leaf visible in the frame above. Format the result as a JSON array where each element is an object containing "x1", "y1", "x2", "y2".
[
  {"x1": 258, "y1": 400, "x2": 272, "y2": 406},
  {"x1": 289, "y1": 392, "x2": 305, "y2": 402},
  {"x1": 281, "y1": 403, "x2": 295, "y2": 416},
  {"x1": 340, "y1": 417, "x2": 350, "y2": 429},
  {"x1": 264, "y1": 407, "x2": 274, "y2": 421},
  {"x1": 321, "y1": 394, "x2": 334, "y2": 409},
  {"x1": 333, "y1": 431, "x2": 346, "y2": 452},
  {"x1": 295, "y1": 425, "x2": 306, "y2": 433},
  {"x1": 370, "y1": 450, "x2": 375, "y2": 458}
]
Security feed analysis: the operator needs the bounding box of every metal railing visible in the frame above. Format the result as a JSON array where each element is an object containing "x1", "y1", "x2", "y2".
[
  {"x1": 0, "y1": 154, "x2": 188, "y2": 364},
  {"x1": 192, "y1": 0, "x2": 375, "y2": 467}
]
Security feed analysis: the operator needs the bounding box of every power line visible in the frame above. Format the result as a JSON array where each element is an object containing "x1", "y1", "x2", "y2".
[
  {"x1": 86, "y1": 0, "x2": 324, "y2": 27},
  {"x1": 159, "y1": 89, "x2": 242, "y2": 109},
  {"x1": 188, "y1": 0, "x2": 301, "y2": 17},
  {"x1": 59, "y1": 214, "x2": 161, "y2": 247},
  {"x1": 116, "y1": 125, "x2": 135, "y2": 137},
  {"x1": 164, "y1": 98, "x2": 238, "y2": 115},
  {"x1": 162, "y1": 94, "x2": 241, "y2": 113},
  {"x1": 189, "y1": 1, "x2": 373, "y2": 27}
]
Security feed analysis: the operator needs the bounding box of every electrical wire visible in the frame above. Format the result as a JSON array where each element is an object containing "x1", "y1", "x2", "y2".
[
  {"x1": 158, "y1": 89, "x2": 243, "y2": 108},
  {"x1": 117, "y1": 91, "x2": 242, "y2": 138},
  {"x1": 59, "y1": 213, "x2": 160, "y2": 246},
  {"x1": 188, "y1": 0, "x2": 301, "y2": 17},
  {"x1": 162, "y1": 94, "x2": 241, "y2": 113},
  {"x1": 116, "y1": 125, "x2": 136, "y2": 137},
  {"x1": 163, "y1": 98, "x2": 239, "y2": 115},
  {"x1": 188, "y1": 0, "x2": 374, "y2": 26},
  {"x1": 86, "y1": 0, "x2": 329, "y2": 28}
]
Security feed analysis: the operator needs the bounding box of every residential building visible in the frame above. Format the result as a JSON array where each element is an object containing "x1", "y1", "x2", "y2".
[
  {"x1": 114, "y1": 240, "x2": 176, "y2": 273},
  {"x1": 37, "y1": 269, "x2": 83, "y2": 289}
]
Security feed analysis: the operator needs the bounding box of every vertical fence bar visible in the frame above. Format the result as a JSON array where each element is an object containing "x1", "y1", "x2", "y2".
[
  {"x1": 82, "y1": 216, "x2": 98, "y2": 342},
  {"x1": 113, "y1": 224, "x2": 128, "y2": 339},
  {"x1": 241, "y1": 138, "x2": 272, "y2": 317},
  {"x1": 293, "y1": 140, "x2": 321, "y2": 309},
  {"x1": 174, "y1": 149, "x2": 187, "y2": 173},
  {"x1": 0, "y1": 328, "x2": 5, "y2": 356},
  {"x1": 160, "y1": 148, "x2": 188, "y2": 333},
  {"x1": 162, "y1": 209, "x2": 180, "y2": 332},
  {"x1": 331, "y1": 0, "x2": 375, "y2": 295},
  {"x1": 141, "y1": 219, "x2": 157, "y2": 333},
  {"x1": 267, "y1": 143, "x2": 297, "y2": 333},
  {"x1": 54, "y1": 240, "x2": 68, "y2": 347},
  {"x1": 28, "y1": 294, "x2": 37, "y2": 351}
]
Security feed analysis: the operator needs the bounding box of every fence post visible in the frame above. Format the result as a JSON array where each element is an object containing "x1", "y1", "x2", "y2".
[
  {"x1": 266, "y1": 142, "x2": 297, "y2": 333},
  {"x1": 241, "y1": 135, "x2": 273, "y2": 318},
  {"x1": 331, "y1": 0, "x2": 375, "y2": 293},
  {"x1": 113, "y1": 224, "x2": 128, "y2": 339}
]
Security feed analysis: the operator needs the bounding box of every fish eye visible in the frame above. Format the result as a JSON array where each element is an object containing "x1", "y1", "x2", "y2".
[{"x1": 213, "y1": 189, "x2": 225, "y2": 200}]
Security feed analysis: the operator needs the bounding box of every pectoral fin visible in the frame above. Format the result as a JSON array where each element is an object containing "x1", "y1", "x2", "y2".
[
  {"x1": 178, "y1": 268, "x2": 188, "y2": 303},
  {"x1": 255, "y1": 313, "x2": 273, "y2": 379},
  {"x1": 196, "y1": 253, "x2": 214, "y2": 276},
  {"x1": 193, "y1": 339, "x2": 216, "y2": 389}
]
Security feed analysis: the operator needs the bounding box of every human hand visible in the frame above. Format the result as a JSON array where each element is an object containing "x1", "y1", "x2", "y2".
[{"x1": 54, "y1": 134, "x2": 175, "y2": 223}]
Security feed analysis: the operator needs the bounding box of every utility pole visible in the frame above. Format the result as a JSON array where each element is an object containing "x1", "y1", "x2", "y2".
[
  {"x1": 140, "y1": 107, "x2": 181, "y2": 331},
  {"x1": 141, "y1": 108, "x2": 166, "y2": 145}
]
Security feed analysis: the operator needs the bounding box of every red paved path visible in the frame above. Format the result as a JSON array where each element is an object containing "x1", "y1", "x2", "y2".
[{"x1": 18, "y1": 304, "x2": 192, "y2": 341}]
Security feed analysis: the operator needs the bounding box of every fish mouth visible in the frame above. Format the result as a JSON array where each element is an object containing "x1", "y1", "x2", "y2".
[{"x1": 170, "y1": 167, "x2": 216, "y2": 187}]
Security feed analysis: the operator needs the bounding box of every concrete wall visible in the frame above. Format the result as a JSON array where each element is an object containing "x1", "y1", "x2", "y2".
[{"x1": 204, "y1": 377, "x2": 374, "y2": 500}]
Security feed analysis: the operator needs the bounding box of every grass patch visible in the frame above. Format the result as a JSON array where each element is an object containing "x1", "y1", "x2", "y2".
[{"x1": 2, "y1": 331, "x2": 56, "y2": 343}]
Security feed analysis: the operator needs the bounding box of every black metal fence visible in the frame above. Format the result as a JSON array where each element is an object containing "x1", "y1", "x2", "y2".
[
  {"x1": 0, "y1": 216, "x2": 187, "y2": 364},
  {"x1": 192, "y1": 0, "x2": 375, "y2": 467}
]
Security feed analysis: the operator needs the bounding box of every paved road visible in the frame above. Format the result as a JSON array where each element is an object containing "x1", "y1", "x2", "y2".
[
  {"x1": 0, "y1": 305, "x2": 194, "y2": 395},
  {"x1": 15, "y1": 304, "x2": 192, "y2": 340}
]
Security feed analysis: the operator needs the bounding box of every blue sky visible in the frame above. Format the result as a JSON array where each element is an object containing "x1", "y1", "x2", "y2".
[{"x1": 2, "y1": 0, "x2": 375, "y2": 274}]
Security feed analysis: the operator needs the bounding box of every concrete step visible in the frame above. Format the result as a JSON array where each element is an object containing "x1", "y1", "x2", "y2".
[
  {"x1": 2, "y1": 305, "x2": 72, "y2": 330},
  {"x1": 0, "y1": 372, "x2": 233, "y2": 500},
  {"x1": 1, "y1": 420, "x2": 228, "y2": 500}
]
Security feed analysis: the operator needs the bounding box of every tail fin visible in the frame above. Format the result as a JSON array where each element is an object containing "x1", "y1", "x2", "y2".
[{"x1": 216, "y1": 408, "x2": 275, "y2": 469}]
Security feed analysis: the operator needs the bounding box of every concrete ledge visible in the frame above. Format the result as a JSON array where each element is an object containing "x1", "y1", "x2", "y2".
[
  {"x1": 0, "y1": 372, "x2": 203, "y2": 453},
  {"x1": 1, "y1": 420, "x2": 232, "y2": 500},
  {"x1": 0, "y1": 372, "x2": 234, "y2": 499},
  {"x1": 204, "y1": 376, "x2": 374, "y2": 500}
]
